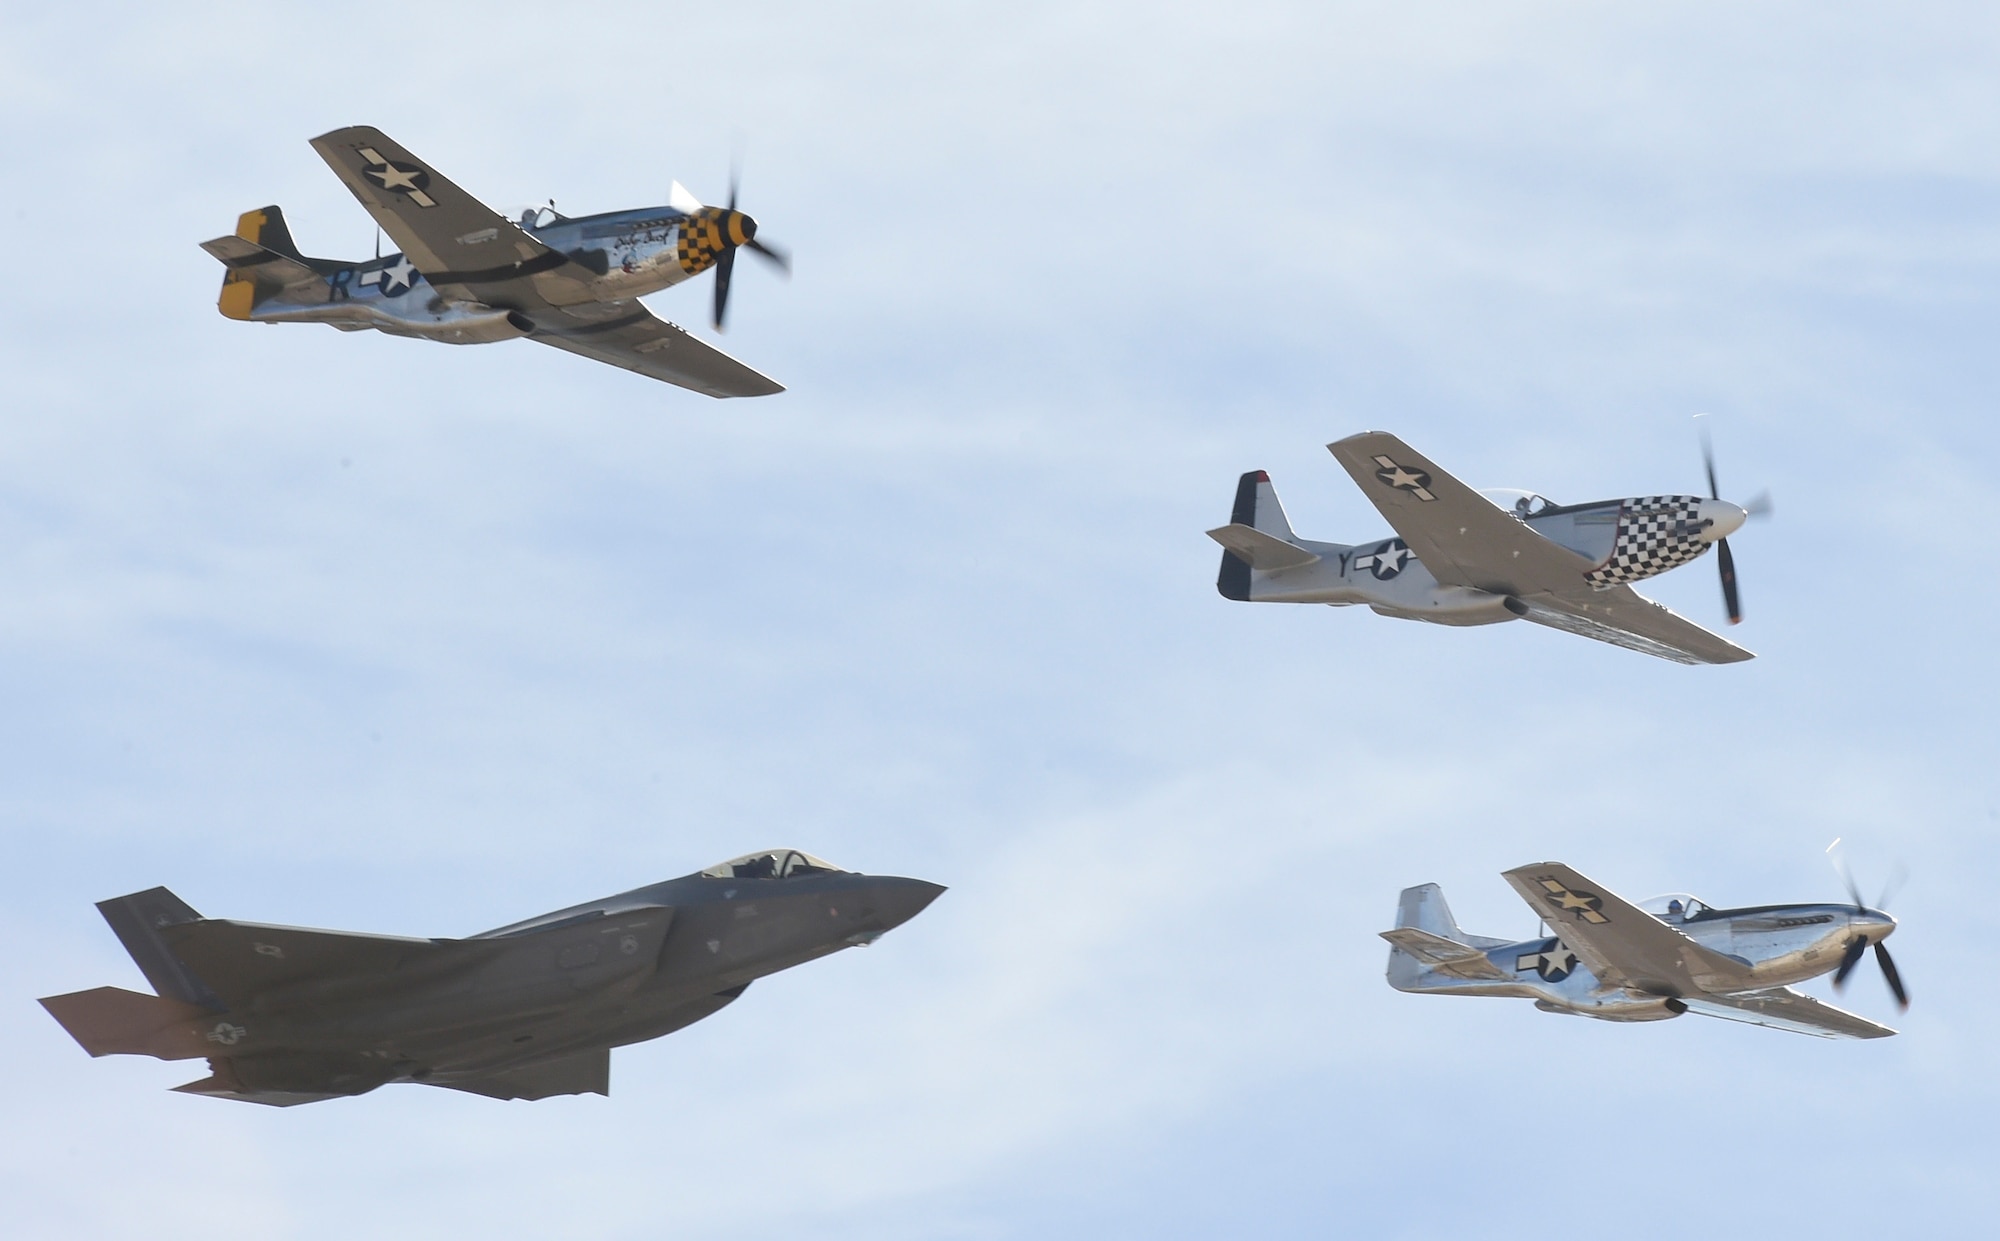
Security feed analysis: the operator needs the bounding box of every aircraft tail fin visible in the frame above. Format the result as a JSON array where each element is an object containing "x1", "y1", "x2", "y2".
[
  {"x1": 94, "y1": 887, "x2": 224, "y2": 1009},
  {"x1": 1212, "y1": 470, "x2": 1315, "y2": 600},
  {"x1": 201, "y1": 207, "x2": 329, "y2": 319},
  {"x1": 1393, "y1": 882, "x2": 1469, "y2": 942},
  {"x1": 1381, "y1": 884, "x2": 1517, "y2": 986},
  {"x1": 234, "y1": 205, "x2": 302, "y2": 259}
]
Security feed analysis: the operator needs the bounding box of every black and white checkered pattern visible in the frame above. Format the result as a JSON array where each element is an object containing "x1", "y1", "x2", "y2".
[{"x1": 1585, "y1": 494, "x2": 1710, "y2": 589}]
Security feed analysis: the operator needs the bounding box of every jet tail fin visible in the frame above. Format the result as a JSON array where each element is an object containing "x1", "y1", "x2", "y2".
[{"x1": 94, "y1": 887, "x2": 223, "y2": 1009}]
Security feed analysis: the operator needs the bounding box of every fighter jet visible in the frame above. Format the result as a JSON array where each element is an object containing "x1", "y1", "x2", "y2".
[
  {"x1": 40, "y1": 849, "x2": 943, "y2": 1105},
  {"x1": 1382, "y1": 861, "x2": 1907, "y2": 1038},
  {"x1": 1208, "y1": 431, "x2": 1770, "y2": 664},
  {"x1": 200, "y1": 126, "x2": 788, "y2": 397}
]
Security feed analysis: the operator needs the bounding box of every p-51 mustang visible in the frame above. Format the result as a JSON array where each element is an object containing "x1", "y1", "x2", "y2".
[
  {"x1": 39, "y1": 850, "x2": 943, "y2": 1105},
  {"x1": 1208, "y1": 431, "x2": 1769, "y2": 664},
  {"x1": 200, "y1": 126, "x2": 788, "y2": 397},
  {"x1": 1381, "y1": 862, "x2": 1907, "y2": 1039}
]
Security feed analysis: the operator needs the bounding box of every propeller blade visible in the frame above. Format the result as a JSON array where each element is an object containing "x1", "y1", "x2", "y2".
[
  {"x1": 1715, "y1": 536, "x2": 1741, "y2": 624},
  {"x1": 746, "y1": 237, "x2": 791, "y2": 274},
  {"x1": 712, "y1": 245, "x2": 736, "y2": 331},
  {"x1": 1700, "y1": 425, "x2": 1721, "y2": 500},
  {"x1": 1742, "y1": 489, "x2": 1774, "y2": 519},
  {"x1": 1827, "y1": 841, "x2": 1865, "y2": 910},
  {"x1": 668, "y1": 181, "x2": 704, "y2": 214},
  {"x1": 1874, "y1": 942, "x2": 1909, "y2": 1009},
  {"x1": 1876, "y1": 862, "x2": 1909, "y2": 911},
  {"x1": 1832, "y1": 936, "x2": 1868, "y2": 988}
]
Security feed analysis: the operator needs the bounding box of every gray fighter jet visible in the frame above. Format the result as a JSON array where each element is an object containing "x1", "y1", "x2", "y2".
[{"x1": 40, "y1": 849, "x2": 943, "y2": 1106}]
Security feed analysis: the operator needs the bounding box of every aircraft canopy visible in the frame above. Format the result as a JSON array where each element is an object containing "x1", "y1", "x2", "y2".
[
  {"x1": 1478, "y1": 488, "x2": 1555, "y2": 517},
  {"x1": 1639, "y1": 893, "x2": 1710, "y2": 922},
  {"x1": 700, "y1": 849, "x2": 848, "y2": 880}
]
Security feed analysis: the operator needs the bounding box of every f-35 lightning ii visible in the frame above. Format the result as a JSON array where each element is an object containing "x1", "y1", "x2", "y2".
[{"x1": 40, "y1": 849, "x2": 943, "y2": 1106}]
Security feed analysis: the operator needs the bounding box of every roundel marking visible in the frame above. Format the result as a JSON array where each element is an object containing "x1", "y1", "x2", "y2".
[
  {"x1": 1370, "y1": 454, "x2": 1437, "y2": 501},
  {"x1": 1536, "y1": 878, "x2": 1609, "y2": 924},
  {"x1": 1516, "y1": 939, "x2": 1580, "y2": 982},
  {"x1": 357, "y1": 145, "x2": 438, "y2": 208},
  {"x1": 1353, "y1": 537, "x2": 1415, "y2": 580}
]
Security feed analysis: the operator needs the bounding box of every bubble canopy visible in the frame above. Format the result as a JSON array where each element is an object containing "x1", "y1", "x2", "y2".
[
  {"x1": 699, "y1": 849, "x2": 848, "y2": 880},
  {"x1": 1639, "y1": 893, "x2": 1709, "y2": 921},
  {"x1": 1478, "y1": 488, "x2": 1555, "y2": 517}
]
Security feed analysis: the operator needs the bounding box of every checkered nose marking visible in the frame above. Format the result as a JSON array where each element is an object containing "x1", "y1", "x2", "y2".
[{"x1": 1694, "y1": 498, "x2": 1748, "y2": 543}]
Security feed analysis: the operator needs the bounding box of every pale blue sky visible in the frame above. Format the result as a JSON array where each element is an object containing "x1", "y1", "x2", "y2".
[{"x1": 4, "y1": 3, "x2": 1997, "y2": 1237}]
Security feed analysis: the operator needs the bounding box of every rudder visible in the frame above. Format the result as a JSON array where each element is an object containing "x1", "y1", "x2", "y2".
[
  {"x1": 1394, "y1": 882, "x2": 1469, "y2": 943},
  {"x1": 234, "y1": 205, "x2": 302, "y2": 258},
  {"x1": 95, "y1": 887, "x2": 223, "y2": 1009},
  {"x1": 1216, "y1": 470, "x2": 1302, "y2": 600}
]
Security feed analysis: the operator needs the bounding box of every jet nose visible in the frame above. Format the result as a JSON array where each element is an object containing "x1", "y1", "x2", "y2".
[
  {"x1": 1695, "y1": 498, "x2": 1748, "y2": 542},
  {"x1": 869, "y1": 877, "x2": 947, "y2": 931}
]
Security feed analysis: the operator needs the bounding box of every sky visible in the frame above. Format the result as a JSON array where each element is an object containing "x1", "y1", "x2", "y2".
[{"x1": 4, "y1": 2, "x2": 1999, "y2": 1236}]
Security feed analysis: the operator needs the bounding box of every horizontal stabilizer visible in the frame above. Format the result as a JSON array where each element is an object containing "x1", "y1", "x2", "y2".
[
  {"x1": 1379, "y1": 928, "x2": 1511, "y2": 980},
  {"x1": 198, "y1": 235, "x2": 320, "y2": 286},
  {"x1": 171, "y1": 1075, "x2": 349, "y2": 1107},
  {"x1": 1206, "y1": 523, "x2": 1320, "y2": 571},
  {"x1": 39, "y1": 986, "x2": 213, "y2": 1060}
]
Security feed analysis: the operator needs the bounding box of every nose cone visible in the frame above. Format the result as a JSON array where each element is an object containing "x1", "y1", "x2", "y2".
[
  {"x1": 726, "y1": 211, "x2": 757, "y2": 246},
  {"x1": 1695, "y1": 498, "x2": 1748, "y2": 542},
  {"x1": 1855, "y1": 909, "x2": 1898, "y2": 942},
  {"x1": 872, "y1": 877, "x2": 947, "y2": 930}
]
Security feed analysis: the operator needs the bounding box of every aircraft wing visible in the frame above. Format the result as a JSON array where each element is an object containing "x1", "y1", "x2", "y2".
[
  {"x1": 1501, "y1": 862, "x2": 1755, "y2": 996},
  {"x1": 159, "y1": 905, "x2": 676, "y2": 1011},
  {"x1": 309, "y1": 125, "x2": 597, "y2": 307},
  {"x1": 1511, "y1": 587, "x2": 1753, "y2": 665},
  {"x1": 527, "y1": 302, "x2": 785, "y2": 397},
  {"x1": 434, "y1": 1048, "x2": 611, "y2": 1101},
  {"x1": 1326, "y1": 433, "x2": 1596, "y2": 595},
  {"x1": 1679, "y1": 989, "x2": 1896, "y2": 1039},
  {"x1": 159, "y1": 919, "x2": 453, "y2": 1011}
]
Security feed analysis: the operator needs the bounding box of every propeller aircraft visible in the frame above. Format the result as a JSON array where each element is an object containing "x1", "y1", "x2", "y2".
[
  {"x1": 200, "y1": 126, "x2": 790, "y2": 397},
  {"x1": 1208, "y1": 431, "x2": 1770, "y2": 665},
  {"x1": 39, "y1": 849, "x2": 943, "y2": 1105},
  {"x1": 1382, "y1": 860, "x2": 1907, "y2": 1039}
]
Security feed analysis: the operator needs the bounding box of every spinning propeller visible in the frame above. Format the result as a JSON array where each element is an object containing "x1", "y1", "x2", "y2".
[
  {"x1": 1826, "y1": 839, "x2": 1909, "y2": 1010},
  {"x1": 671, "y1": 166, "x2": 791, "y2": 331},
  {"x1": 1696, "y1": 423, "x2": 1772, "y2": 625}
]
